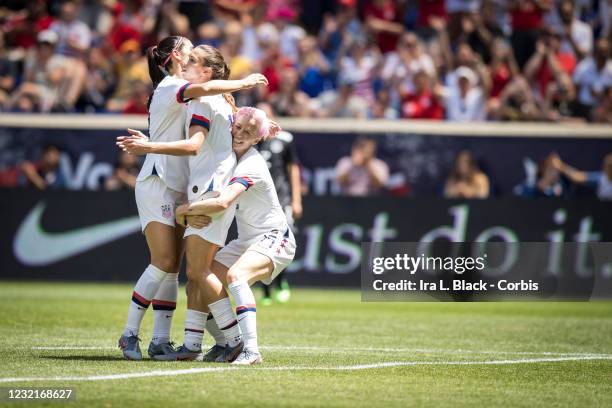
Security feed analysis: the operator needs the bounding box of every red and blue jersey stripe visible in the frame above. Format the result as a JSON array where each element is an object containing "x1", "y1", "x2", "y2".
[
  {"x1": 229, "y1": 176, "x2": 254, "y2": 190},
  {"x1": 176, "y1": 82, "x2": 192, "y2": 104},
  {"x1": 190, "y1": 114, "x2": 210, "y2": 130}
]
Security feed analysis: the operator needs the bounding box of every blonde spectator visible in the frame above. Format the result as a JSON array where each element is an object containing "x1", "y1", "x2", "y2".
[
  {"x1": 220, "y1": 21, "x2": 254, "y2": 80},
  {"x1": 106, "y1": 40, "x2": 148, "y2": 112},
  {"x1": 444, "y1": 150, "x2": 490, "y2": 198}
]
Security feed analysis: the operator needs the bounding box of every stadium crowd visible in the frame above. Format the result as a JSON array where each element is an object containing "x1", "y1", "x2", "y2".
[{"x1": 0, "y1": 0, "x2": 610, "y2": 122}]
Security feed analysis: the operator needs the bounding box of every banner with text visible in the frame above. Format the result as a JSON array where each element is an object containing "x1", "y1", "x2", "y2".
[{"x1": 1, "y1": 190, "x2": 611, "y2": 294}]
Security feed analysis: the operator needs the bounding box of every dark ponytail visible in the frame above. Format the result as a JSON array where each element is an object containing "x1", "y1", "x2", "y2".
[{"x1": 146, "y1": 36, "x2": 186, "y2": 89}]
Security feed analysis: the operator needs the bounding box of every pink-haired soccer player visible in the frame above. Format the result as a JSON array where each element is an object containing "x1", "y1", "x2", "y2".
[
  {"x1": 116, "y1": 36, "x2": 268, "y2": 361},
  {"x1": 176, "y1": 107, "x2": 296, "y2": 364}
]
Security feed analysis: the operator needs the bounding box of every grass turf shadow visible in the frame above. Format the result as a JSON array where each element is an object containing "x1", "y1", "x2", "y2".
[{"x1": 40, "y1": 355, "x2": 131, "y2": 362}]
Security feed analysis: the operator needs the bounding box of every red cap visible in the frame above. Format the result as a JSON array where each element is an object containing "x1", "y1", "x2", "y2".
[{"x1": 273, "y1": 6, "x2": 297, "y2": 21}]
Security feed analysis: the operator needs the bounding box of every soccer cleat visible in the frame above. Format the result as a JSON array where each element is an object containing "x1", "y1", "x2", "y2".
[
  {"x1": 260, "y1": 296, "x2": 273, "y2": 306},
  {"x1": 118, "y1": 334, "x2": 142, "y2": 360},
  {"x1": 231, "y1": 348, "x2": 263, "y2": 365},
  {"x1": 215, "y1": 341, "x2": 244, "y2": 363},
  {"x1": 202, "y1": 344, "x2": 226, "y2": 362},
  {"x1": 147, "y1": 341, "x2": 177, "y2": 361},
  {"x1": 172, "y1": 344, "x2": 203, "y2": 361}
]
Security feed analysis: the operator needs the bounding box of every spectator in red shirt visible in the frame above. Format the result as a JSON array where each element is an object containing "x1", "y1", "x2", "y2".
[
  {"x1": 122, "y1": 80, "x2": 150, "y2": 115},
  {"x1": 488, "y1": 37, "x2": 520, "y2": 99},
  {"x1": 364, "y1": 0, "x2": 405, "y2": 54},
  {"x1": 256, "y1": 23, "x2": 291, "y2": 97},
  {"x1": 509, "y1": 0, "x2": 552, "y2": 69},
  {"x1": 3, "y1": 0, "x2": 53, "y2": 50},
  {"x1": 486, "y1": 37, "x2": 542, "y2": 121},
  {"x1": 107, "y1": 0, "x2": 145, "y2": 51},
  {"x1": 525, "y1": 27, "x2": 576, "y2": 101},
  {"x1": 401, "y1": 70, "x2": 444, "y2": 119},
  {"x1": 415, "y1": 0, "x2": 447, "y2": 39}
]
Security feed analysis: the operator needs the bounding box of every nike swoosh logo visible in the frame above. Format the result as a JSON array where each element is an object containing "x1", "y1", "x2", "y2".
[{"x1": 13, "y1": 201, "x2": 141, "y2": 266}]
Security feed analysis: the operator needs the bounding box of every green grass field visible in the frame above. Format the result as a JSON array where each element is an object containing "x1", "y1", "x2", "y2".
[{"x1": 1, "y1": 281, "x2": 611, "y2": 407}]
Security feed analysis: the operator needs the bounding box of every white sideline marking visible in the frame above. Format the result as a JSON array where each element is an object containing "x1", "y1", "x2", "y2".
[
  {"x1": 31, "y1": 345, "x2": 612, "y2": 357},
  {"x1": 264, "y1": 346, "x2": 612, "y2": 357},
  {"x1": 2, "y1": 356, "x2": 612, "y2": 383}
]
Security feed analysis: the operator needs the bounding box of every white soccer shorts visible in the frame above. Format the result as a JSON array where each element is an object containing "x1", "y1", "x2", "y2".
[
  {"x1": 135, "y1": 175, "x2": 187, "y2": 233},
  {"x1": 215, "y1": 227, "x2": 296, "y2": 285},
  {"x1": 183, "y1": 202, "x2": 236, "y2": 247}
]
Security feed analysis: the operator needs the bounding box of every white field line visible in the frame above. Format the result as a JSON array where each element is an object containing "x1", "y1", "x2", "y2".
[
  {"x1": 2, "y1": 356, "x2": 612, "y2": 383},
  {"x1": 30, "y1": 345, "x2": 612, "y2": 357}
]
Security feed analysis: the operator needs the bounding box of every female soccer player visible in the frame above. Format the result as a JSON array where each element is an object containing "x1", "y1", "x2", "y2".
[
  {"x1": 176, "y1": 107, "x2": 297, "y2": 365},
  {"x1": 117, "y1": 36, "x2": 268, "y2": 361},
  {"x1": 119, "y1": 45, "x2": 260, "y2": 362}
]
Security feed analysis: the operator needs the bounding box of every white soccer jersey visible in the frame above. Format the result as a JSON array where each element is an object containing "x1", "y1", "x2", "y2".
[
  {"x1": 137, "y1": 75, "x2": 191, "y2": 192},
  {"x1": 229, "y1": 147, "x2": 288, "y2": 240},
  {"x1": 186, "y1": 94, "x2": 235, "y2": 201}
]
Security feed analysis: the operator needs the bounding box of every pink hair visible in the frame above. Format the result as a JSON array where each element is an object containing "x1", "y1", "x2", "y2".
[{"x1": 235, "y1": 107, "x2": 271, "y2": 140}]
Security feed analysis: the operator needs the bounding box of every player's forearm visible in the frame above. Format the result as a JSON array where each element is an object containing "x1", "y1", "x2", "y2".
[
  {"x1": 186, "y1": 198, "x2": 230, "y2": 216},
  {"x1": 148, "y1": 140, "x2": 201, "y2": 156},
  {"x1": 185, "y1": 80, "x2": 247, "y2": 98}
]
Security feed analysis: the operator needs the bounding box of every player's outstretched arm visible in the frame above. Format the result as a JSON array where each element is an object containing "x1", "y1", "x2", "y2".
[
  {"x1": 180, "y1": 184, "x2": 246, "y2": 217},
  {"x1": 182, "y1": 74, "x2": 268, "y2": 99},
  {"x1": 117, "y1": 126, "x2": 206, "y2": 156}
]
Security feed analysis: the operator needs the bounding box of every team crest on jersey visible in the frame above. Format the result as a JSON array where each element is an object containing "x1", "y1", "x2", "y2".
[{"x1": 161, "y1": 204, "x2": 173, "y2": 219}]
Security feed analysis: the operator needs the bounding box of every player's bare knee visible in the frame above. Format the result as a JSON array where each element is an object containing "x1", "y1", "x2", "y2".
[
  {"x1": 186, "y1": 264, "x2": 205, "y2": 284},
  {"x1": 226, "y1": 267, "x2": 246, "y2": 284},
  {"x1": 151, "y1": 258, "x2": 177, "y2": 274},
  {"x1": 150, "y1": 250, "x2": 179, "y2": 273}
]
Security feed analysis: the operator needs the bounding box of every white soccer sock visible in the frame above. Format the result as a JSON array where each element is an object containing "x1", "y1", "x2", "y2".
[
  {"x1": 151, "y1": 272, "x2": 178, "y2": 345},
  {"x1": 184, "y1": 309, "x2": 207, "y2": 351},
  {"x1": 124, "y1": 264, "x2": 167, "y2": 337},
  {"x1": 208, "y1": 297, "x2": 241, "y2": 347},
  {"x1": 228, "y1": 280, "x2": 258, "y2": 353},
  {"x1": 206, "y1": 313, "x2": 226, "y2": 346}
]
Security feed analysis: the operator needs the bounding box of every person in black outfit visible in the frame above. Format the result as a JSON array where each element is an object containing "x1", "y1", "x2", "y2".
[{"x1": 256, "y1": 103, "x2": 303, "y2": 304}]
